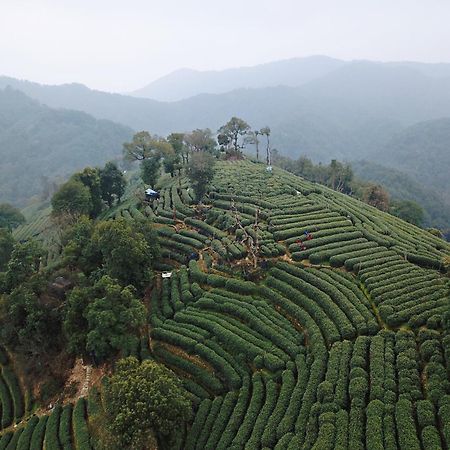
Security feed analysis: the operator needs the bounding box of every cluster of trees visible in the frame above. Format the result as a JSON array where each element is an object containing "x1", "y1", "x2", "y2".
[
  {"x1": 52, "y1": 162, "x2": 126, "y2": 218},
  {"x1": 272, "y1": 152, "x2": 426, "y2": 227},
  {"x1": 0, "y1": 216, "x2": 159, "y2": 375},
  {"x1": 102, "y1": 357, "x2": 192, "y2": 449},
  {"x1": 122, "y1": 117, "x2": 273, "y2": 201}
]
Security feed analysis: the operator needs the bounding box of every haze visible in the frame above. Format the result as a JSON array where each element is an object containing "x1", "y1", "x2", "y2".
[{"x1": 1, "y1": 0, "x2": 450, "y2": 92}]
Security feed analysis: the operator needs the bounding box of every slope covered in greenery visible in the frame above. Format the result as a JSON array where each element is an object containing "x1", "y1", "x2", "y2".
[
  {"x1": 3, "y1": 160, "x2": 450, "y2": 449},
  {"x1": 373, "y1": 118, "x2": 450, "y2": 202},
  {"x1": 353, "y1": 160, "x2": 450, "y2": 229},
  {"x1": 0, "y1": 88, "x2": 133, "y2": 205}
]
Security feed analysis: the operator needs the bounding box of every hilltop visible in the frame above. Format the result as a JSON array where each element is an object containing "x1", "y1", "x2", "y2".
[{"x1": 3, "y1": 158, "x2": 449, "y2": 449}]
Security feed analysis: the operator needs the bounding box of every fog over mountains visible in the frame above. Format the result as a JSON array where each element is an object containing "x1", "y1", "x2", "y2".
[
  {"x1": 130, "y1": 55, "x2": 450, "y2": 102},
  {"x1": 1, "y1": 55, "x2": 450, "y2": 224}
]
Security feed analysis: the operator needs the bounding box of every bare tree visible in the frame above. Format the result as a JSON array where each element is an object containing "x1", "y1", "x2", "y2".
[{"x1": 260, "y1": 126, "x2": 271, "y2": 165}]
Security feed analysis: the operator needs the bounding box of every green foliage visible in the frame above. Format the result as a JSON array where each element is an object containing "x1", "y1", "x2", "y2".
[
  {"x1": 141, "y1": 156, "x2": 161, "y2": 187},
  {"x1": 0, "y1": 88, "x2": 132, "y2": 206},
  {"x1": 0, "y1": 229, "x2": 14, "y2": 272},
  {"x1": 0, "y1": 204, "x2": 25, "y2": 230},
  {"x1": 0, "y1": 283, "x2": 60, "y2": 359},
  {"x1": 187, "y1": 152, "x2": 216, "y2": 201},
  {"x1": 123, "y1": 131, "x2": 163, "y2": 161},
  {"x1": 72, "y1": 167, "x2": 103, "y2": 217},
  {"x1": 73, "y1": 398, "x2": 91, "y2": 450},
  {"x1": 104, "y1": 357, "x2": 192, "y2": 449},
  {"x1": 1, "y1": 239, "x2": 44, "y2": 293},
  {"x1": 91, "y1": 218, "x2": 159, "y2": 290},
  {"x1": 51, "y1": 179, "x2": 92, "y2": 217},
  {"x1": 217, "y1": 117, "x2": 251, "y2": 153},
  {"x1": 64, "y1": 276, "x2": 146, "y2": 360},
  {"x1": 390, "y1": 200, "x2": 424, "y2": 226},
  {"x1": 99, "y1": 162, "x2": 126, "y2": 207}
]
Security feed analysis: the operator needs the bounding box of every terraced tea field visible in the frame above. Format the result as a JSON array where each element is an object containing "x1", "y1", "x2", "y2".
[
  {"x1": 142, "y1": 160, "x2": 450, "y2": 449},
  {"x1": 4, "y1": 160, "x2": 449, "y2": 449}
]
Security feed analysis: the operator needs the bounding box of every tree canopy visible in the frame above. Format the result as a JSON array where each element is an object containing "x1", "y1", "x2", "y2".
[
  {"x1": 217, "y1": 117, "x2": 251, "y2": 153},
  {"x1": 0, "y1": 203, "x2": 26, "y2": 230},
  {"x1": 100, "y1": 162, "x2": 126, "y2": 207},
  {"x1": 0, "y1": 228, "x2": 14, "y2": 271},
  {"x1": 187, "y1": 152, "x2": 216, "y2": 201},
  {"x1": 104, "y1": 357, "x2": 192, "y2": 449},
  {"x1": 51, "y1": 179, "x2": 93, "y2": 217},
  {"x1": 390, "y1": 200, "x2": 424, "y2": 226},
  {"x1": 64, "y1": 276, "x2": 146, "y2": 361}
]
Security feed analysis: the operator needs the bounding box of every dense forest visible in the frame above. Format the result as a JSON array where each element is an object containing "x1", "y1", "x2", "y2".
[
  {"x1": 371, "y1": 118, "x2": 450, "y2": 202},
  {"x1": 0, "y1": 120, "x2": 449, "y2": 448},
  {"x1": 352, "y1": 160, "x2": 450, "y2": 230},
  {"x1": 0, "y1": 88, "x2": 133, "y2": 205}
]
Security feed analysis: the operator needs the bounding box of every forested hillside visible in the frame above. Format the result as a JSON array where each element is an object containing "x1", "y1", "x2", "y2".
[
  {"x1": 0, "y1": 88, "x2": 133, "y2": 205},
  {"x1": 2, "y1": 157, "x2": 449, "y2": 449},
  {"x1": 352, "y1": 160, "x2": 450, "y2": 229},
  {"x1": 372, "y1": 118, "x2": 450, "y2": 202},
  {"x1": 3, "y1": 61, "x2": 450, "y2": 164}
]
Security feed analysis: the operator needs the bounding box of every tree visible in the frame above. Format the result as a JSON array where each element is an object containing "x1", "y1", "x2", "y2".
[
  {"x1": 2, "y1": 240, "x2": 45, "y2": 293},
  {"x1": 217, "y1": 117, "x2": 251, "y2": 153},
  {"x1": 64, "y1": 276, "x2": 146, "y2": 361},
  {"x1": 260, "y1": 126, "x2": 271, "y2": 164},
  {"x1": 0, "y1": 229, "x2": 14, "y2": 271},
  {"x1": 62, "y1": 216, "x2": 102, "y2": 273},
  {"x1": 184, "y1": 129, "x2": 216, "y2": 155},
  {"x1": 0, "y1": 285, "x2": 60, "y2": 359},
  {"x1": 100, "y1": 162, "x2": 126, "y2": 207},
  {"x1": 187, "y1": 152, "x2": 216, "y2": 201},
  {"x1": 141, "y1": 155, "x2": 161, "y2": 187},
  {"x1": 390, "y1": 200, "x2": 424, "y2": 226},
  {"x1": 104, "y1": 357, "x2": 192, "y2": 449},
  {"x1": 328, "y1": 159, "x2": 354, "y2": 193},
  {"x1": 247, "y1": 130, "x2": 261, "y2": 161},
  {"x1": 123, "y1": 131, "x2": 162, "y2": 161},
  {"x1": 0, "y1": 204, "x2": 25, "y2": 230},
  {"x1": 52, "y1": 180, "x2": 92, "y2": 217},
  {"x1": 72, "y1": 167, "x2": 103, "y2": 217},
  {"x1": 363, "y1": 184, "x2": 390, "y2": 211},
  {"x1": 167, "y1": 133, "x2": 184, "y2": 155},
  {"x1": 91, "y1": 218, "x2": 159, "y2": 290},
  {"x1": 157, "y1": 142, "x2": 181, "y2": 177}
]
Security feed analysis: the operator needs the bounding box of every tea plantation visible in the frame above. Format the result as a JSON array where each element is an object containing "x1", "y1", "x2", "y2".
[{"x1": 5, "y1": 160, "x2": 450, "y2": 449}]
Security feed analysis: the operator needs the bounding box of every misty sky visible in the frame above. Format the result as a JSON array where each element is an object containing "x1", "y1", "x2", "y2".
[{"x1": 1, "y1": 0, "x2": 450, "y2": 92}]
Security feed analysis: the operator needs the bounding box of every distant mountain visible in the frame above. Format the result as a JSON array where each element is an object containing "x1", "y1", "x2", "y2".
[
  {"x1": 2, "y1": 60, "x2": 450, "y2": 165},
  {"x1": 130, "y1": 56, "x2": 345, "y2": 101},
  {"x1": 370, "y1": 118, "x2": 450, "y2": 202},
  {"x1": 0, "y1": 88, "x2": 133, "y2": 206},
  {"x1": 131, "y1": 56, "x2": 450, "y2": 102},
  {"x1": 352, "y1": 160, "x2": 450, "y2": 229}
]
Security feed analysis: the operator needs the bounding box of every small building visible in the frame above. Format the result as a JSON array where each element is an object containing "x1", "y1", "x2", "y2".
[{"x1": 145, "y1": 188, "x2": 160, "y2": 200}]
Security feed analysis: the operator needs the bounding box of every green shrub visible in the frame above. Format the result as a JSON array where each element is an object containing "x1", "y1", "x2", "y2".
[
  {"x1": 0, "y1": 374, "x2": 13, "y2": 428},
  {"x1": 58, "y1": 404, "x2": 73, "y2": 450},
  {"x1": 73, "y1": 398, "x2": 91, "y2": 450},
  {"x1": 17, "y1": 416, "x2": 39, "y2": 450},
  {"x1": 30, "y1": 415, "x2": 48, "y2": 450},
  {"x1": 2, "y1": 367, "x2": 24, "y2": 421}
]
